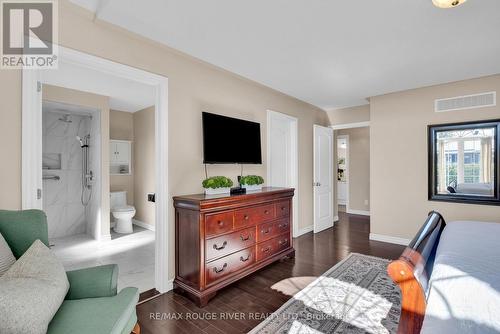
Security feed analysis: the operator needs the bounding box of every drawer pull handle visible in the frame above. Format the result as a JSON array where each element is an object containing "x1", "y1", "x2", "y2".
[
  {"x1": 281, "y1": 206, "x2": 286, "y2": 211},
  {"x1": 278, "y1": 223, "x2": 288, "y2": 229},
  {"x1": 261, "y1": 228, "x2": 271, "y2": 234},
  {"x1": 240, "y1": 234, "x2": 251, "y2": 241},
  {"x1": 244, "y1": 215, "x2": 249, "y2": 220},
  {"x1": 213, "y1": 241, "x2": 227, "y2": 250},
  {"x1": 240, "y1": 255, "x2": 251, "y2": 262},
  {"x1": 217, "y1": 220, "x2": 225, "y2": 227},
  {"x1": 279, "y1": 239, "x2": 288, "y2": 246},
  {"x1": 264, "y1": 210, "x2": 270, "y2": 214},
  {"x1": 262, "y1": 246, "x2": 272, "y2": 253},
  {"x1": 213, "y1": 263, "x2": 227, "y2": 274}
]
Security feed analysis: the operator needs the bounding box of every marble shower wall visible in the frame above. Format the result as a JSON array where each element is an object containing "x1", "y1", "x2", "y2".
[{"x1": 43, "y1": 111, "x2": 91, "y2": 239}]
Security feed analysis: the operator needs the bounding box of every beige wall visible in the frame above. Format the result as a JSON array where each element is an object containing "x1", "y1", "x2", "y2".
[
  {"x1": 337, "y1": 127, "x2": 370, "y2": 212},
  {"x1": 0, "y1": 1, "x2": 329, "y2": 279},
  {"x1": 110, "y1": 110, "x2": 134, "y2": 205},
  {"x1": 133, "y1": 107, "x2": 155, "y2": 227},
  {"x1": 371, "y1": 74, "x2": 500, "y2": 239},
  {"x1": 327, "y1": 104, "x2": 370, "y2": 125},
  {"x1": 42, "y1": 84, "x2": 111, "y2": 239}
]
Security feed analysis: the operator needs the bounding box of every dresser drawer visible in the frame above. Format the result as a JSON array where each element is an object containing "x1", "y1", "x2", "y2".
[
  {"x1": 276, "y1": 200, "x2": 290, "y2": 218},
  {"x1": 205, "y1": 211, "x2": 234, "y2": 237},
  {"x1": 234, "y1": 204, "x2": 275, "y2": 229},
  {"x1": 206, "y1": 247, "x2": 255, "y2": 286},
  {"x1": 256, "y1": 234, "x2": 290, "y2": 261},
  {"x1": 257, "y1": 221, "x2": 278, "y2": 242},
  {"x1": 257, "y1": 218, "x2": 290, "y2": 242},
  {"x1": 205, "y1": 227, "x2": 256, "y2": 261}
]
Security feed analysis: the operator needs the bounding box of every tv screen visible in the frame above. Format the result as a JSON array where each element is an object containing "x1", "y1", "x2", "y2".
[{"x1": 202, "y1": 112, "x2": 262, "y2": 164}]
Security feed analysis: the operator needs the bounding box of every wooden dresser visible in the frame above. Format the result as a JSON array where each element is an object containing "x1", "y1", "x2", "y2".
[{"x1": 173, "y1": 187, "x2": 295, "y2": 306}]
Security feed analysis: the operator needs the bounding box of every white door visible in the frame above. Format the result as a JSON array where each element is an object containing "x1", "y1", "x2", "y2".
[
  {"x1": 115, "y1": 141, "x2": 130, "y2": 163},
  {"x1": 313, "y1": 125, "x2": 334, "y2": 233},
  {"x1": 109, "y1": 142, "x2": 117, "y2": 163},
  {"x1": 267, "y1": 110, "x2": 299, "y2": 237}
]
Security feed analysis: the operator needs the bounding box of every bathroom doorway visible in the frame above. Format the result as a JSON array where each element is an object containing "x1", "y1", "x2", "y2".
[{"x1": 22, "y1": 46, "x2": 169, "y2": 295}]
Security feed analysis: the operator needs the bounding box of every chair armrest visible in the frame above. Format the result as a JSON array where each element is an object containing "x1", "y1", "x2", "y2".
[{"x1": 65, "y1": 264, "x2": 118, "y2": 300}]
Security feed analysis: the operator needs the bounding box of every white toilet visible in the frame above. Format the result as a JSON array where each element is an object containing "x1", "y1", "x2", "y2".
[{"x1": 110, "y1": 191, "x2": 136, "y2": 234}]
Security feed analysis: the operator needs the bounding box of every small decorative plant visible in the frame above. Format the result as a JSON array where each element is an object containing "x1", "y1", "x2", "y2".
[
  {"x1": 240, "y1": 175, "x2": 264, "y2": 191},
  {"x1": 202, "y1": 176, "x2": 233, "y2": 195},
  {"x1": 240, "y1": 175, "x2": 264, "y2": 186}
]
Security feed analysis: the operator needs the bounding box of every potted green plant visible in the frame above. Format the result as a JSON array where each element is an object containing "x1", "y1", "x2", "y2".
[
  {"x1": 202, "y1": 176, "x2": 233, "y2": 195},
  {"x1": 240, "y1": 175, "x2": 264, "y2": 192}
]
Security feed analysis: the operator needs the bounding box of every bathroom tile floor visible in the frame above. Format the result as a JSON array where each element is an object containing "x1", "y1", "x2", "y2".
[{"x1": 50, "y1": 225, "x2": 155, "y2": 292}]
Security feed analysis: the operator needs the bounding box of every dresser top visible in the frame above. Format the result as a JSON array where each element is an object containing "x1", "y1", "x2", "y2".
[{"x1": 173, "y1": 187, "x2": 294, "y2": 210}]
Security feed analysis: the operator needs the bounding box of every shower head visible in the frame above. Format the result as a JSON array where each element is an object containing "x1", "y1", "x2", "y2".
[
  {"x1": 76, "y1": 136, "x2": 84, "y2": 147},
  {"x1": 58, "y1": 114, "x2": 72, "y2": 123}
]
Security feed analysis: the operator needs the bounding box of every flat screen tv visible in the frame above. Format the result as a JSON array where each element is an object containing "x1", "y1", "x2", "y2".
[{"x1": 202, "y1": 112, "x2": 262, "y2": 164}]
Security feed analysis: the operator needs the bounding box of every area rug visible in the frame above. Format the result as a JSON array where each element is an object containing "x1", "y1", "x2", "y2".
[{"x1": 249, "y1": 253, "x2": 401, "y2": 334}]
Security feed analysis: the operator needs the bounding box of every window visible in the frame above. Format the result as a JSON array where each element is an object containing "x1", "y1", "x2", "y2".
[{"x1": 429, "y1": 119, "x2": 500, "y2": 205}]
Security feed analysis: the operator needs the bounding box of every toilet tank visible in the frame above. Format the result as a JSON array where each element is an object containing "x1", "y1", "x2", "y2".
[{"x1": 110, "y1": 191, "x2": 127, "y2": 209}]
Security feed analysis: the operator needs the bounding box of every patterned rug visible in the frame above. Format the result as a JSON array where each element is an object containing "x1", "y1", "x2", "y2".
[{"x1": 249, "y1": 253, "x2": 401, "y2": 334}]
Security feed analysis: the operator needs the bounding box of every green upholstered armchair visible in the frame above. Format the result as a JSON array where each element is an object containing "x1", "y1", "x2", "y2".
[{"x1": 0, "y1": 210, "x2": 140, "y2": 334}]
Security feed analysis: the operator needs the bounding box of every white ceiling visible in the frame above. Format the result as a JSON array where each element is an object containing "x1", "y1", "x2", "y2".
[
  {"x1": 41, "y1": 61, "x2": 156, "y2": 112},
  {"x1": 70, "y1": 0, "x2": 500, "y2": 110}
]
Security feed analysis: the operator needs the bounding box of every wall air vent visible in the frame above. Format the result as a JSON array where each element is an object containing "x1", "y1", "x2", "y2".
[{"x1": 435, "y1": 91, "x2": 496, "y2": 113}]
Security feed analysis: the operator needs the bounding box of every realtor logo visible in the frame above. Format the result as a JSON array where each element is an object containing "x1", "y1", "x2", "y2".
[{"x1": 1, "y1": 0, "x2": 58, "y2": 69}]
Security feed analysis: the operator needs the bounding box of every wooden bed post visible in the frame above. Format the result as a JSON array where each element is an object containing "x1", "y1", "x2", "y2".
[
  {"x1": 388, "y1": 249, "x2": 427, "y2": 334},
  {"x1": 131, "y1": 323, "x2": 141, "y2": 334},
  {"x1": 387, "y1": 211, "x2": 446, "y2": 334}
]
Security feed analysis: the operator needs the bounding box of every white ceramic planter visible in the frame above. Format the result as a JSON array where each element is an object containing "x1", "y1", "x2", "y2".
[
  {"x1": 204, "y1": 187, "x2": 231, "y2": 195},
  {"x1": 241, "y1": 184, "x2": 263, "y2": 192}
]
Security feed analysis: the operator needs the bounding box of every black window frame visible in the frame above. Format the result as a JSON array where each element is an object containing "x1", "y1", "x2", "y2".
[{"x1": 428, "y1": 119, "x2": 500, "y2": 206}]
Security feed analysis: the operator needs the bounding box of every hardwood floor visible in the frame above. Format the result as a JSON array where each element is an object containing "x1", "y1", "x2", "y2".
[{"x1": 136, "y1": 212, "x2": 405, "y2": 334}]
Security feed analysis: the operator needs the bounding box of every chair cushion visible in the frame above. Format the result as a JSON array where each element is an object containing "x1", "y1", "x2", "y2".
[
  {"x1": 0, "y1": 240, "x2": 69, "y2": 334},
  {"x1": 0, "y1": 232, "x2": 15, "y2": 276},
  {"x1": 48, "y1": 287, "x2": 139, "y2": 334}
]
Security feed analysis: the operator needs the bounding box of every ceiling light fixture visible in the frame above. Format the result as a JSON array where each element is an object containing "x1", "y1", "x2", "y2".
[{"x1": 432, "y1": 0, "x2": 467, "y2": 8}]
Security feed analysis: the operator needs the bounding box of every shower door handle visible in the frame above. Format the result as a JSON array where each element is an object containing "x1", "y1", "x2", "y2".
[{"x1": 37, "y1": 188, "x2": 42, "y2": 200}]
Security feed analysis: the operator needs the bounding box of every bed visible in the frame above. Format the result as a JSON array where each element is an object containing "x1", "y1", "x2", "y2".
[{"x1": 387, "y1": 212, "x2": 500, "y2": 334}]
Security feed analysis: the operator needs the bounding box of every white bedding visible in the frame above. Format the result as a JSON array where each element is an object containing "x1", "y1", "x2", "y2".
[{"x1": 421, "y1": 221, "x2": 500, "y2": 334}]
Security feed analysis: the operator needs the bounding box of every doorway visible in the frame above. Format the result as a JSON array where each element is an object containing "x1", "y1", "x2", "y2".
[
  {"x1": 267, "y1": 110, "x2": 299, "y2": 237},
  {"x1": 336, "y1": 135, "x2": 349, "y2": 213},
  {"x1": 332, "y1": 123, "x2": 371, "y2": 217},
  {"x1": 22, "y1": 46, "x2": 170, "y2": 293}
]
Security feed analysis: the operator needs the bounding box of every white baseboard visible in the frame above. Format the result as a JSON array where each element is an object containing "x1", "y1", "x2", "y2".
[
  {"x1": 369, "y1": 233, "x2": 410, "y2": 246},
  {"x1": 295, "y1": 225, "x2": 313, "y2": 237},
  {"x1": 133, "y1": 219, "x2": 155, "y2": 231},
  {"x1": 334, "y1": 215, "x2": 339, "y2": 222},
  {"x1": 347, "y1": 209, "x2": 370, "y2": 216},
  {"x1": 100, "y1": 234, "x2": 112, "y2": 242}
]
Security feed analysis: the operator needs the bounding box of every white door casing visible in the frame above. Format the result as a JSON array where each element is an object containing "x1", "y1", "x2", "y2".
[
  {"x1": 266, "y1": 110, "x2": 299, "y2": 237},
  {"x1": 22, "y1": 70, "x2": 43, "y2": 210},
  {"x1": 313, "y1": 125, "x2": 334, "y2": 233}
]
